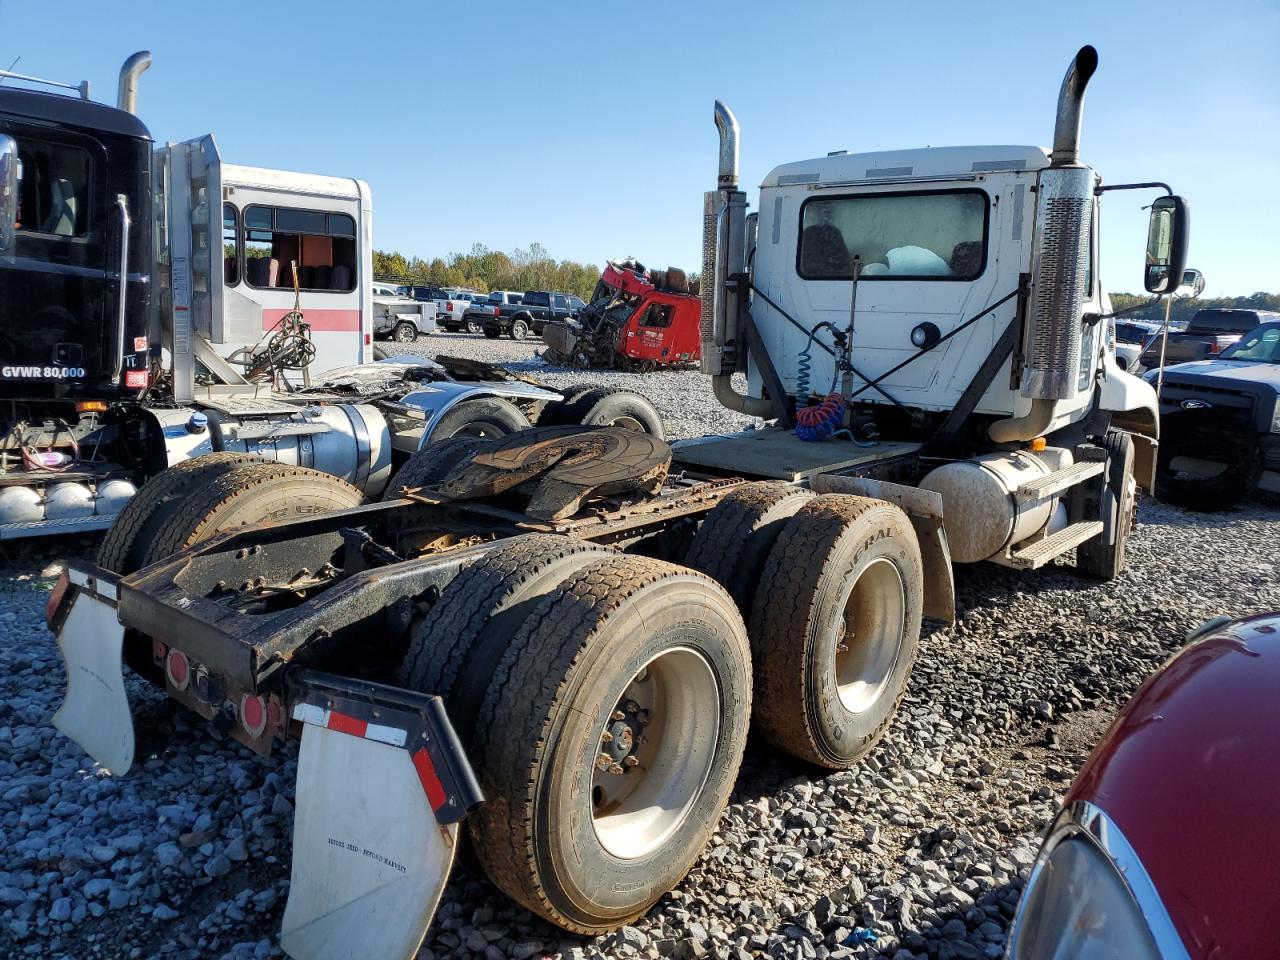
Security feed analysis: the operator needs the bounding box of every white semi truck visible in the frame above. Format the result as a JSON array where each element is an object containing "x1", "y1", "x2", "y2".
[
  {"x1": 48, "y1": 46, "x2": 1187, "y2": 960},
  {"x1": 0, "y1": 54, "x2": 651, "y2": 539}
]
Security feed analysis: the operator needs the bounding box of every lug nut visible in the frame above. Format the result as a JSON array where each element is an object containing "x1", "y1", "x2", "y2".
[
  {"x1": 601, "y1": 730, "x2": 613, "y2": 743},
  {"x1": 624, "y1": 756, "x2": 639, "y2": 767}
]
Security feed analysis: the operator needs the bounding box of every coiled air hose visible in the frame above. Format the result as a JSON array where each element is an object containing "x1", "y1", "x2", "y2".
[{"x1": 795, "y1": 393, "x2": 845, "y2": 442}]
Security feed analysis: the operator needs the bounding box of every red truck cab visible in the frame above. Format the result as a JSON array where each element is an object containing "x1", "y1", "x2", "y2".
[{"x1": 595, "y1": 260, "x2": 700, "y2": 368}]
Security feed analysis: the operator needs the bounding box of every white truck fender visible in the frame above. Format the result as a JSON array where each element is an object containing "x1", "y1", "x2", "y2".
[
  {"x1": 1098, "y1": 356, "x2": 1160, "y2": 493},
  {"x1": 400, "y1": 381, "x2": 564, "y2": 450}
]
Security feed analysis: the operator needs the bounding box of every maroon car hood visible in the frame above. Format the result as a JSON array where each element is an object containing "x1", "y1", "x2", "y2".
[{"x1": 1066, "y1": 614, "x2": 1280, "y2": 958}]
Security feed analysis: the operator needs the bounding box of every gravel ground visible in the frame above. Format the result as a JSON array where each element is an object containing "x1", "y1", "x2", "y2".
[{"x1": 2, "y1": 332, "x2": 1277, "y2": 960}]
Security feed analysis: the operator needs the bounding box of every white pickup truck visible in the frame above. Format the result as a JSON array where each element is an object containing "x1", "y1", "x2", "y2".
[
  {"x1": 438, "y1": 290, "x2": 486, "y2": 332},
  {"x1": 373, "y1": 291, "x2": 438, "y2": 343}
]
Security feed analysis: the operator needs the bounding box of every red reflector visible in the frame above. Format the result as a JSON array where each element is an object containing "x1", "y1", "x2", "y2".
[
  {"x1": 152, "y1": 638, "x2": 167, "y2": 661},
  {"x1": 166, "y1": 650, "x2": 190, "y2": 690},
  {"x1": 364, "y1": 333, "x2": 371, "y2": 345},
  {"x1": 45, "y1": 571, "x2": 70, "y2": 629},
  {"x1": 124, "y1": 369, "x2": 148, "y2": 389},
  {"x1": 240, "y1": 694, "x2": 268, "y2": 737}
]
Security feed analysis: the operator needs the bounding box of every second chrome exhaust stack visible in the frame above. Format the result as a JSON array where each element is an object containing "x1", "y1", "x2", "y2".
[
  {"x1": 116, "y1": 51, "x2": 152, "y2": 116},
  {"x1": 701, "y1": 100, "x2": 771, "y2": 416},
  {"x1": 1050, "y1": 45, "x2": 1098, "y2": 168},
  {"x1": 992, "y1": 46, "x2": 1099, "y2": 441}
]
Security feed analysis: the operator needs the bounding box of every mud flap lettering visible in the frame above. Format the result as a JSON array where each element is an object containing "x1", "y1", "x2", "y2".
[
  {"x1": 51, "y1": 569, "x2": 134, "y2": 774},
  {"x1": 280, "y1": 670, "x2": 482, "y2": 960}
]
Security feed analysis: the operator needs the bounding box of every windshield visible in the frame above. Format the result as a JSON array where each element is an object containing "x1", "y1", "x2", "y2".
[{"x1": 1221, "y1": 325, "x2": 1280, "y2": 362}]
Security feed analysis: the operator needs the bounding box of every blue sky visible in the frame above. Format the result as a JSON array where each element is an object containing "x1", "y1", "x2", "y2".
[{"x1": 2, "y1": 0, "x2": 1276, "y2": 296}]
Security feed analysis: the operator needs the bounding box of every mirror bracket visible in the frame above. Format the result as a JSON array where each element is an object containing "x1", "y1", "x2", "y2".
[{"x1": 1095, "y1": 181, "x2": 1173, "y2": 196}]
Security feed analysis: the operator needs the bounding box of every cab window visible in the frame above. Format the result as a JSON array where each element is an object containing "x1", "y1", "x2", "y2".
[
  {"x1": 641, "y1": 303, "x2": 674, "y2": 328},
  {"x1": 15, "y1": 139, "x2": 91, "y2": 239},
  {"x1": 223, "y1": 203, "x2": 239, "y2": 285},
  {"x1": 798, "y1": 190, "x2": 988, "y2": 280},
  {"x1": 243, "y1": 205, "x2": 356, "y2": 292}
]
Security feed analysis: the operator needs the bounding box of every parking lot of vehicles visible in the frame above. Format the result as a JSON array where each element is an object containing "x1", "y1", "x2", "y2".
[
  {"x1": 44, "y1": 45, "x2": 1199, "y2": 960},
  {"x1": 1148, "y1": 321, "x2": 1280, "y2": 509},
  {"x1": 1008, "y1": 611, "x2": 1280, "y2": 960},
  {"x1": 484, "y1": 289, "x2": 585, "y2": 339},
  {"x1": 1140, "y1": 307, "x2": 1277, "y2": 368}
]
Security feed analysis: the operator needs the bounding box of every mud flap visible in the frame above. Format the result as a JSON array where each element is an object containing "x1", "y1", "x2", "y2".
[
  {"x1": 51, "y1": 567, "x2": 135, "y2": 774},
  {"x1": 280, "y1": 670, "x2": 483, "y2": 960}
]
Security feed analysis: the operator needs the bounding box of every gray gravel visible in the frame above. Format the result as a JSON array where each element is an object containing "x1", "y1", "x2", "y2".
[{"x1": 1, "y1": 334, "x2": 1277, "y2": 959}]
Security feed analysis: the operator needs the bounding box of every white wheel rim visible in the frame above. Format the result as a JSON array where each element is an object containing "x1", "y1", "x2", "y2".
[
  {"x1": 606, "y1": 415, "x2": 644, "y2": 432},
  {"x1": 834, "y1": 558, "x2": 906, "y2": 714},
  {"x1": 590, "y1": 646, "x2": 719, "y2": 860}
]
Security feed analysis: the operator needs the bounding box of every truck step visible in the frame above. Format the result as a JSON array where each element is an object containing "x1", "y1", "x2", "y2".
[
  {"x1": 1005, "y1": 520, "x2": 1103, "y2": 570},
  {"x1": 0, "y1": 515, "x2": 117, "y2": 541},
  {"x1": 1016, "y1": 461, "x2": 1104, "y2": 502}
]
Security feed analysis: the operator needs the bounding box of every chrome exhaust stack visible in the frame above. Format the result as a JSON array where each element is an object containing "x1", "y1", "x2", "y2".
[
  {"x1": 116, "y1": 51, "x2": 152, "y2": 116},
  {"x1": 715, "y1": 100, "x2": 739, "y2": 189},
  {"x1": 702, "y1": 101, "x2": 770, "y2": 415},
  {"x1": 993, "y1": 46, "x2": 1098, "y2": 441},
  {"x1": 701, "y1": 100, "x2": 746, "y2": 378}
]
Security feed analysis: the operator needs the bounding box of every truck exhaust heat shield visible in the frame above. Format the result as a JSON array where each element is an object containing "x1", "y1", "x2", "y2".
[
  {"x1": 1020, "y1": 166, "x2": 1093, "y2": 400},
  {"x1": 281, "y1": 670, "x2": 482, "y2": 960}
]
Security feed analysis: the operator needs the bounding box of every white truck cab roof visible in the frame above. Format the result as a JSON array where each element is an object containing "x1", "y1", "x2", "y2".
[{"x1": 761, "y1": 145, "x2": 1051, "y2": 188}]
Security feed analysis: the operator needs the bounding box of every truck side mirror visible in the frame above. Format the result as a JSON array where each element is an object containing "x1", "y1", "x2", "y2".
[
  {"x1": 1143, "y1": 195, "x2": 1189, "y2": 294},
  {"x1": 1176, "y1": 267, "x2": 1205, "y2": 300},
  {"x1": 0, "y1": 134, "x2": 18, "y2": 253}
]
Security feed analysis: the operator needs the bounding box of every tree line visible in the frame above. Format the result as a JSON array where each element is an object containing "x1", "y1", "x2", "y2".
[
  {"x1": 1109, "y1": 291, "x2": 1280, "y2": 325},
  {"x1": 373, "y1": 243, "x2": 603, "y2": 301}
]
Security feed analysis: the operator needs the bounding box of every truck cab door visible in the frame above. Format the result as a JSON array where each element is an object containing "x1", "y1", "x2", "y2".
[
  {"x1": 0, "y1": 122, "x2": 112, "y2": 395},
  {"x1": 552, "y1": 293, "x2": 568, "y2": 323}
]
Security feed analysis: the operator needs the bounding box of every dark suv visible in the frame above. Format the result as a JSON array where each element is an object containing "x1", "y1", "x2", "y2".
[{"x1": 1147, "y1": 322, "x2": 1280, "y2": 509}]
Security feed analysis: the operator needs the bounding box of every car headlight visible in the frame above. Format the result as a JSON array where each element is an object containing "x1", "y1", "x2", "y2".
[
  {"x1": 1271, "y1": 396, "x2": 1280, "y2": 434},
  {"x1": 1007, "y1": 801, "x2": 1187, "y2": 959}
]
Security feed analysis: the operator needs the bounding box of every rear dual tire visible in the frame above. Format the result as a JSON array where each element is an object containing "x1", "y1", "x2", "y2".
[
  {"x1": 402, "y1": 546, "x2": 753, "y2": 932},
  {"x1": 748, "y1": 493, "x2": 924, "y2": 769},
  {"x1": 99, "y1": 453, "x2": 272, "y2": 574}
]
